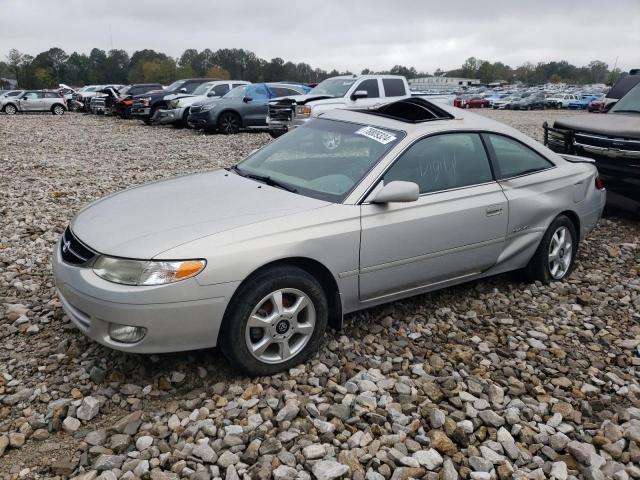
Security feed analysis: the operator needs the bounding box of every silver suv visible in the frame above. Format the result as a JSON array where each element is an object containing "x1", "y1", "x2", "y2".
[{"x1": 1, "y1": 90, "x2": 67, "y2": 115}]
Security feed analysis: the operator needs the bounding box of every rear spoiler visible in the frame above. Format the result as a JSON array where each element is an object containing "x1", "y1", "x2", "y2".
[{"x1": 560, "y1": 154, "x2": 595, "y2": 164}]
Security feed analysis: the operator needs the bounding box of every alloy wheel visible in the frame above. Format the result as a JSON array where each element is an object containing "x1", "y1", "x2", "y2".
[
  {"x1": 220, "y1": 113, "x2": 240, "y2": 134},
  {"x1": 53, "y1": 105, "x2": 64, "y2": 115},
  {"x1": 4, "y1": 105, "x2": 16, "y2": 115},
  {"x1": 244, "y1": 288, "x2": 316, "y2": 364},
  {"x1": 548, "y1": 226, "x2": 572, "y2": 279}
]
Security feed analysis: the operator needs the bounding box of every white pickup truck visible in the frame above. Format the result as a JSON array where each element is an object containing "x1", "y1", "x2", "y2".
[{"x1": 267, "y1": 75, "x2": 413, "y2": 138}]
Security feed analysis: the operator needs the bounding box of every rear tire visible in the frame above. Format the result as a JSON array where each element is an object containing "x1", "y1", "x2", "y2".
[
  {"x1": 218, "y1": 112, "x2": 241, "y2": 134},
  {"x1": 52, "y1": 104, "x2": 65, "y2": 115},
  {"x1": 219, "y1": 265, "x2": 328, "y2": 375},
  {"x1": 524, "y1": 215, "x2": 577, "y2": 284}
]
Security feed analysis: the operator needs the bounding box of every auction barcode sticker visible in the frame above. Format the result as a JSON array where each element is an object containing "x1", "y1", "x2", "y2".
[{"x1": 355, "y1": 126, "x2": 397, "y2": 145}]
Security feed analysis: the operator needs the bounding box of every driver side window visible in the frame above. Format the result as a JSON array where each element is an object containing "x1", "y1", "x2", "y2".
[
  {"x1": 247, "y1": 85, "x2": 269, "y2": 100},
  {"x1": 383, "y1": 133, "x2": 494, "y2": 194}
]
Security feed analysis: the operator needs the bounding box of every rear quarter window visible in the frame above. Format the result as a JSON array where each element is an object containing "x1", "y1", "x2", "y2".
[
  {"x1": 383, "y1": 79, "x2": 406, "y2": 97},
  {"x1": 484, "y1": 134, "x2": 554, "y2": 179}
]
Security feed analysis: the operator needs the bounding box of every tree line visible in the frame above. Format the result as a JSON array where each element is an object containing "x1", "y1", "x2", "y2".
[{"x1": 0, "y1": 47, "x2": 623, "y2": 89}]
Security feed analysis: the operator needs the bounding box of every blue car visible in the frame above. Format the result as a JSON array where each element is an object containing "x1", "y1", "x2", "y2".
[
  {"x1": 188, "y1": 83, "x2": 310, "y2": 134},
  {"x1": 568, "y1": 95, "x2": 600, "y2": 110}
]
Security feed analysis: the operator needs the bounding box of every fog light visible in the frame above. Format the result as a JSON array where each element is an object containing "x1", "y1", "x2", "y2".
[{"x1": 109, "y1": 323, "x2": 147, "y2": 343}]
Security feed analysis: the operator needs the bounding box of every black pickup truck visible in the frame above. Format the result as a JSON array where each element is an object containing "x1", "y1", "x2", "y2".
[
  {"x1": 543, "y1": 82, "x2": 640, "y2": 214},
  {"x1": 130, "y1": 78, "x2": 214, "y2": 124}
]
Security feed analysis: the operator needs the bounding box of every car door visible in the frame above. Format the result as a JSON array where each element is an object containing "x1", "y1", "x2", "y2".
[
  {"x1": 241, "y1": 84, "x2": 271, "y2": 126},
  {"x1": 359, "y1": 132, "x2": 509, "y2": 302},
  {"x1": 347, "y1": 79, "x2": 382, "y2": 109},
  {"x1": 19, "y1": 92, "x2": 42, "y2": 111}
]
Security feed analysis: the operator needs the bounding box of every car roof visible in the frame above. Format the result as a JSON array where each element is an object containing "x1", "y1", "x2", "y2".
[{"x1": 321, "y1": 98, "x2": 520, "y2": 138}]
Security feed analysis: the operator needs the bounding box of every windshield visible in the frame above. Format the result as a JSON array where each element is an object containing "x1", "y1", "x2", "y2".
[
  {"x1": 193, "y1": 82, "x2": 215, "y2": 95},
  {"x1": 236, "y1": 118, "x2": 404, "y2": 202},
  {"x1": 610, "y1": 84, "x2": 640, "y2": 113},
  {"x1": 165, "y1": 80, "x2": 186, "y2": 92},
  {"x1": 309, "y1": 78, "x2": 356, "y2": 97}
]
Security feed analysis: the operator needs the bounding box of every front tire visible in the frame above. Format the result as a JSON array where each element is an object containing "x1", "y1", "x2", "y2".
[
  {"x1": 218, "y1": 112, "x2": 241, "y2": 134},
  {"x1": 3, "y1": 104, "x2": 17, "y2": 115},
  {"x1": 524, "y1": 215, "x2": 577, "y2": 284},
  {"x1": 219, "y1": 265, "x2": 328, "y2": 375}
]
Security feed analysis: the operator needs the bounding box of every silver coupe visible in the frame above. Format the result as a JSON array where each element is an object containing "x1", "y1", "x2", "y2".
[{"x1": 52, "y1": 98, "x2": 606, "y2": 375}]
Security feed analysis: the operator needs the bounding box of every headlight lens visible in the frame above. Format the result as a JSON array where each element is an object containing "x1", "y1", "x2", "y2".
[
  {"x1": 168, "y1": 99, "x2": 179, "y2": 109},
  {"x1": 93, "y1": 257, "x2": 206, "y2": 286},
  {"x1": 295, "y1": 105, "x2": 312, "y2": 117},
  {"x1": 140, "y1": 97, "x2": 152, "y2": 106}
]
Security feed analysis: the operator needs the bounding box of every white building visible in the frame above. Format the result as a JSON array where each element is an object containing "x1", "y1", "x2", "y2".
[{"x1": 409, "y1": 76, "x2": 480, "y2": 91}]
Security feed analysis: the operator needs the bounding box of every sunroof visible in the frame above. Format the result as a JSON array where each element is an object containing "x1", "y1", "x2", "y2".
[{"x1": 360, "y1": 97, "x2": 455, "y2": 123}]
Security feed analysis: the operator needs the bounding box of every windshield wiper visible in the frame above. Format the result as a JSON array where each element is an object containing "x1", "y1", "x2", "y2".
[{"x1": 228, "y1": 166, "x2": 298, "y2": 193}]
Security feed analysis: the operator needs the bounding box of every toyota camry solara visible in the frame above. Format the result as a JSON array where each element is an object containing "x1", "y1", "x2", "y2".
[{"x1": 53, "y1": 98, "x2": 606, "y2": 375}]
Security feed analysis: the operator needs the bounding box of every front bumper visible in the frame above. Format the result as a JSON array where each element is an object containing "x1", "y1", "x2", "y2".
[
  {"x1": 131, "y1": 107, "x2": 151, "y2": 116},
  {"x1": 52, "y1": 239, "x2": 239, "y2": 353},
  {"x1": 187, "y1": 110, "x2": 216, "y2": 129},
  {"x1": 156, "y1": 107, "x2": 186, "y2": 125},
  {"x1": 266, "y1": 116, "x2": 309, "y2": 133}
]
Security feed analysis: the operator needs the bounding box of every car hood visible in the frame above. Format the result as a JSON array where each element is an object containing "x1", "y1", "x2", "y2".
[
  {"x1": 553, "y1": 112, "x2": 640, "y2": 139},
  {"x1": 271, "y1": 94, "x2": 337, "y2": 105},
  {"x1": 71, "y1": 169, "x2": 329, "y2": 258},
  {"x1": 132, "y1": 89, "x2": 169, "y2": 100}
]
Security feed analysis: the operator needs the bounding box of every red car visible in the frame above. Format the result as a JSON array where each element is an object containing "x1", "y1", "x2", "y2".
[
  {"x1": 454, "y1": 96, "x2": 490, "y2": 109},
  {"x1": 587, "y1": 99, "x2": 604, "y2": 113}
]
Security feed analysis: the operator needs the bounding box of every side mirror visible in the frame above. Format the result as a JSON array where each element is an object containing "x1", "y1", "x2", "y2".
[
  {"x1": 371, "y1": 181, "x2": 419, "y2": 204},
  {"x1": 207, "y1": 92, "x2": 218, "y2": 97},
  {"x1": 179, "y1": 88, "x2": 187, "y2": 93},
  {"x1": 351, "y1": 90, "x2": 368, "y2": 101},
  {"x1": 242, "y1": 96, "x2": 253, "y2": 103}
]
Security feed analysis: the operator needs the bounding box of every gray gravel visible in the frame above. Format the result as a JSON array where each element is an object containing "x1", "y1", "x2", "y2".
[{"x1": 0, "y1": 111, "x2": 639, "y2": 480}]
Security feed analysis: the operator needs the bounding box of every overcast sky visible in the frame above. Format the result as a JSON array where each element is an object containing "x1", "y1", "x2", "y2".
[{"x1": 1, "y1": 0, "x2": 638, "y2": 73}]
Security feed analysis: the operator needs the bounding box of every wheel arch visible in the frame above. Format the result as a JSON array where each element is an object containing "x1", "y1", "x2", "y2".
[
  {"x1": 51, "y1": 102, "x2": 66, "y2": 112},
  {"x1": 227, "y1": 256, "x2": 343, "y2": 331},
  {"x1": 3, "y1": 102, "x2": 18, "y2": 112},
  {"x1": 216, "y1": 108, "x2": 244, "y2": 127},
  {"x1": 557, "y1": 210, "x2": 580, "y2": 240}
]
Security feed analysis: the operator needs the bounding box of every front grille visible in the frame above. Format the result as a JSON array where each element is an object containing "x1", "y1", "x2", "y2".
[
  {"x1": 543, "y1": 122, "x2": 573, "y2": 153},
  {"x1": 268, "y1": 101, "x2": 294, "y2": 122},
  {"x1": 574, "y1": 132, "x2": 640, "y2": 152},
  {"x1": 60, "y1": 227, "x2": 97, "y2": 266},
  {"x1": 91, "y1": 97, "x2": 106, "y2": 107}
]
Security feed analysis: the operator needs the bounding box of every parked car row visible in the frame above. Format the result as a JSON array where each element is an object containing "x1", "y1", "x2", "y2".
[{"x1": 75, "y1": 75, "x2": 425, "y2": 136}]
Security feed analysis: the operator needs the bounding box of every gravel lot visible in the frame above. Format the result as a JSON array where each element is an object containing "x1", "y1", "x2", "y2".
[{"x1": 0, "y1": 110, "x2": 639, "y2": 480}]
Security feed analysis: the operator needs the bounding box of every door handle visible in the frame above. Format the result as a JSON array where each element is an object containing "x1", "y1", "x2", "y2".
[{"x1": 486, "y1": 206, "x2": 503, "y2": 217}]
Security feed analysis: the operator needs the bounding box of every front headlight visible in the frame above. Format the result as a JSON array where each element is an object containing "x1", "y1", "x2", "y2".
[
  {"x1": 295, "y1": 105, "x2": 312, "y2": 117},
  {"x1": 168, "y1": 99, "x2": 179, "y2": 109},
  {"x1": 200, "y1": 103, "x2": 217, "y2": 112},
  {"x1": 140, "y1": 97, "x2": 152, "y2": 106},
  {"x1": 92, "y1": 256, "x2": 206, "y2": 286}
]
